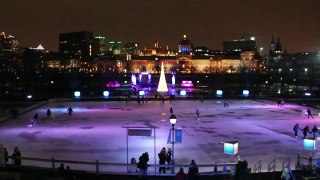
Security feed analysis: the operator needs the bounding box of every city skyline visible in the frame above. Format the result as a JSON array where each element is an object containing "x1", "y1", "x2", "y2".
[{"x1": 1, "y1": 0, "x2": 320, "y2": 53}]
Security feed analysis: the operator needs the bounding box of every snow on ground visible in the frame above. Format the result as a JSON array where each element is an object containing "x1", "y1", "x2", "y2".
[{"x1": 0, "y1": 99, "x2": 319, "y2": 173}]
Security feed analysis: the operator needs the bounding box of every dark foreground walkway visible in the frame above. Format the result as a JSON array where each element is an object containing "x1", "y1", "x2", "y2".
[{"x1": 3, "y1": 165, "x2": 315, "y2": 180}]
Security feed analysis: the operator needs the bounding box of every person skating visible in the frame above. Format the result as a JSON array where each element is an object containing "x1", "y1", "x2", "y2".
[
  {"x1": 67, "y1": 107, "x2": 73, "y2": 116},
  {"x1": 307, "y1": 108, "x2": 314, "y2": 119},
  {"x1": 32, "y1": 113, "x2": 39, "y2": 125},
  {"x1": 293, "y1": 123, "x2": 300, "y2": 138},
  {"x1": 47, "y1": 109, "x2": 51, "y2": 118},
  {"x1": 302, "y1": 126, "x2": 311, "y2": 139},
  {"x1": 311, "y1": 125, "x2": 320, "y2": 139},
  {"x1": 196, "y1": 109, "x2": 200, "y2": 120},
  {"x1": 224, "y1": 98, "x2": 229, "y2": 107},
  {"x1": 170, "y1": 107, "x2": 173, "y2": 114}
]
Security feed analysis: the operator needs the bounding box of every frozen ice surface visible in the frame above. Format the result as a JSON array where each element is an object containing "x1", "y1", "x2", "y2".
[{"x1": 0, "y1": 99, "x2": 319, "y2": 173}]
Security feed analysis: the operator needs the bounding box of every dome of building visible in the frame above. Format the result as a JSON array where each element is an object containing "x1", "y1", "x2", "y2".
[{"x1": 179, "y1": 34, "x2": 191, "y2": 45}]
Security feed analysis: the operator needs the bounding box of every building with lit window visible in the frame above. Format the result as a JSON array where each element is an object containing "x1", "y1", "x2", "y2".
[
  {"x1": 59, "y1": 31, "x2": 98, "y2": 60},
  {"x1": 178, "y1": 35, "x2": 192, "y2": 56},
  {"x1": 223, "y1": 36, "x2": 257, "y2": 53},
  {"x1": 95, "y1": 36, "x2": 107, "y2": 56}
]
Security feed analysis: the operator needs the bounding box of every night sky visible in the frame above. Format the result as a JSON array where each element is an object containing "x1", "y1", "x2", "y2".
[{"x1": 1, "y1": 0, "x2": 320, "y2": 53}]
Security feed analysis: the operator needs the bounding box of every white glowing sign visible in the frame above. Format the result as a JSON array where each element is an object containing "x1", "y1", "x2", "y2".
[
  {"x1": 243, "y1": 90, "x2": 249, "y2": 95},
  {"x1": 180, "y1": 90, "x2": 186, "y2": 96},
  {"x1": 74, "y1": 91, "x2": 81, "y2": 97},
  {"x1": 216, "y1": 90, "x2": 223, "y2": 95}
]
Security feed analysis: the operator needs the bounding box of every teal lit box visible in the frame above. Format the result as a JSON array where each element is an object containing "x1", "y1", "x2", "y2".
[
  {"x1": 304, "y1": 138, "x2": 315, "y2": 150},
  {"x1": 224, "y1": 141, "x2": 238, "y2": 155}
]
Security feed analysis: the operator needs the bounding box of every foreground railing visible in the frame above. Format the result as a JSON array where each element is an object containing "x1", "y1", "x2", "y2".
[
  {"x1": 5, "y1": 155, "x2": 297, "y2": 175},
  {"x1": 6, "y1": 156, "x2": 237, "y2": 176}
]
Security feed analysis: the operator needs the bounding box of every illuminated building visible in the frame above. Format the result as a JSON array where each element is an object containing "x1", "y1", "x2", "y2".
[
  {"x1": 123, "y1": 43, "x2": 140, "y2": 56},
  {"x1": 130, "y1": 35, "x2": 259, "y2": 74},
  {"x1": 223, "y1": 36, "x2": 257, "y2": 53},
  {"x1": 95, "y1": 36, "x2": 107, "y2": 56},
  {"x1": 178, "y1": 35, "x2": 192, "y2": 56},
  {"x1": 59, "y1": 31, "x2": 99, "y2": 60},
  {"x1": 0, "y1": 32, "x2": 19, "y2": 53},
  {"x1": 108, "y1": 41, "x2": 122, "y2": 55}
]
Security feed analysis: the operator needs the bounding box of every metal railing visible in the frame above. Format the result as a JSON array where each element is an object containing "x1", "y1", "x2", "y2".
[
  {"x1": 5, "y1": 155, "x2": 237, "y2": 176},
  {"x1": 268, "y1": 158, "x2": 276, "y2": 172},
  {"x1": 253, "y1": 160, "x2": 262, "y2": 173},
  {"x1": 282, "y1": 158, "x2": 291, "y2": 170}
]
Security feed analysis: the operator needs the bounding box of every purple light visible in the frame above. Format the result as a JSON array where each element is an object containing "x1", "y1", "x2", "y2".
[
  {"x1": 305, "y1": 92, "x2": 311, "y2": 96},
  {"x1": 181, "y1": 80, "x2": 193, "y2": 87},
  {"x1": 27, "y1": 94, "x2": 32, "y2": 99}
]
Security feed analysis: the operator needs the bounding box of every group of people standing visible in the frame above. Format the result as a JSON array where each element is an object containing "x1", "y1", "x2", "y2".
[
  {"x1": 0, "y1": 145, "x2": 21, "y2": 167},
  {"x1": 158, "y1": 147, "x2": 172, "y2": 174},
  {"x1": 293, "y1": 123, "x2": 320, "y2": 139}
]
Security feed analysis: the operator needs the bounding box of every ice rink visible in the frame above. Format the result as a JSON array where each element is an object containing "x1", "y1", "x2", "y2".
[{"x1": 0, "y1": 99, "x2": 319, "y2": 173}]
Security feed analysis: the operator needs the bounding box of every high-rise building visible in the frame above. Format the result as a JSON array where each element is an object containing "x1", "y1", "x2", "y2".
[
  {"x1": 95, "y1": 36, "x2": 107, "y2": 56},
  {"x1": 59, "y1": 31, "x2": 98, "y2": 60}
]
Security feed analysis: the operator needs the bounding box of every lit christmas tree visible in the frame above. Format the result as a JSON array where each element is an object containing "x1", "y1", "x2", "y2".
[{"x1": 157, "y1": 62, "x2": 168, "y2": 92}]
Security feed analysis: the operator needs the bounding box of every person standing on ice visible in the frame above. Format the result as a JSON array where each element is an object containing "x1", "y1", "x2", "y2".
[
  {"x1": 67, "y1": 107, "x2": 73, "y2": 116},
  {"x1": 196, "y1": 109, "x2": 200, "y2": 120},
  {"x1": 293, "y1": 123, "x2": 300, "y2": 138}
]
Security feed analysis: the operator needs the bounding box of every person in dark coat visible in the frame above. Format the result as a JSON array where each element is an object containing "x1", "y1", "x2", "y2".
[
  {"x1": 137, "y1": 152, "x2": 149, "y2": 178},
  {"x1": 293, "y1": 123, "x2": 300, "y2": 138},
  {"x1": 234, "y1": 160, "x2": 250, "y2": 180},
  {"x1": 47, "y1": 109, "x2": 51, "y2": 118},
  {"x1": 302, "y1": 126, "x2": 311, "y2": 139},
  {"x1": 67, "y1": 107, "x2": 73, "y2": 116},
  {"x1": 158, "y1": 148, "x2": 166, "y2": 173},
  {"x1": 3, "y1": 147, "x2": 8, "y2": 164},
  {"x1": 13, "y1": 146, "x2": 21, "y2": 166},
  {"x1": 187, "y1": 160, "x2": 199, "y2": 180},
  {"x1": 307, "y1": 108, "x2": 314, "y2": 119},
  {"x1": 312, "y1": 125, "x2": 320, "y2": 139},
  {"x1": 170, "y1": 107, "x2": 173, "y2": 114},
  {"x1": 166, "y1": 148, "x2": 172, "y2": 170},
  {"x1": 176, "y1": 167, "x2": 187, "y2": 180}
]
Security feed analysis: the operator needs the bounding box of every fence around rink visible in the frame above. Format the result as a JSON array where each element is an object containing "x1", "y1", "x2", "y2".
[{"x1": 4, "y1": 155, "x2": 304, "y2": 176}]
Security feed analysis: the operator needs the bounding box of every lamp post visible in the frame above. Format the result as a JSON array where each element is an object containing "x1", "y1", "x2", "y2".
[{"x1": 169, "y1": 114, "x2": 177, "y2": 174}]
